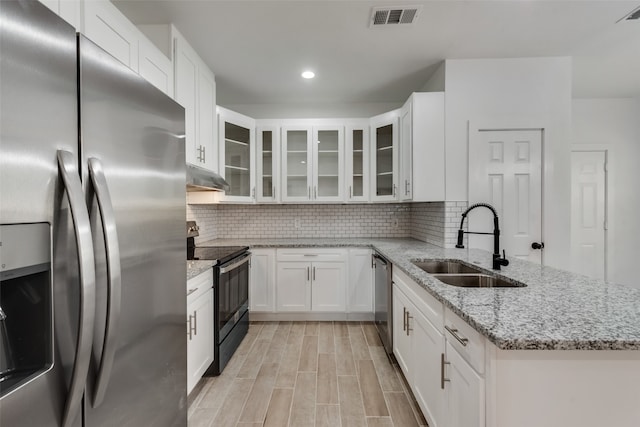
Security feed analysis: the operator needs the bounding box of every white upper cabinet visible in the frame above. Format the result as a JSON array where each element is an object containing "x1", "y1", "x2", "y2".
[
  {"x1": 256, "y1": 126, "x2": 280, "y2": 203},
  {"x1": 81, "y1": 1, "x2": 174, "y2": 98},
  {"x1": 83, "y1": 0, "x2": 139, "y2": 72},
  {"x1": 399, "y1": 99, "x2": 413, "y2": 201},
  {"x1": 217, "y1": 107, "x2": 256, "y2": 202},
  {"x1": 173, "y1": 28, "x2": 217, "y2": 172},
  {"x1": 408, "y1": 92, "x2": 445, "y2": 202},
  {"x1": 281, "y1": 124, "x2": 344, "y2": 203},
  {"x1": 370, "y1": 110, "x2": 400, "y2": 202},
  {"x1": 138, "y1": 36, "x2": 174, "y2": 97},
  {"x1": 345, "y1": 122, "x2": 370, "y2": 203},
  {"x1": 39, "y1": 0, "x2": 81, "y2": 29},
  {"x1": 313, "y1": 125, "x2": 344, "y2": 202},
  {"x1": 281, "y1": 126, "x2": 313, "y2": 202}
]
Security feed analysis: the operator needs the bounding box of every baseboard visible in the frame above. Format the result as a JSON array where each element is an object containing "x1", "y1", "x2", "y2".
[{"x1": 250, "y1": 312, "x2": 374, "y2": 322}]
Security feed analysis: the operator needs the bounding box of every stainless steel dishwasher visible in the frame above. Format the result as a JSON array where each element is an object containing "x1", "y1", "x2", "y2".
[{"x1": 373, "y1": 252, "x2": 393, "y2": 354}]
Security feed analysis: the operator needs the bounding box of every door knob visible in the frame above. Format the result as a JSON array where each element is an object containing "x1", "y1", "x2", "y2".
[{"x1": 531, "y1": 242, "x2": 544, "y2": 250}]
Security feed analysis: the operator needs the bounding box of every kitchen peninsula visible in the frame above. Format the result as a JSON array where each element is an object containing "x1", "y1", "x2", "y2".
[{"x1": 188, "y1": 237, "x2": 640, "y2": 427}]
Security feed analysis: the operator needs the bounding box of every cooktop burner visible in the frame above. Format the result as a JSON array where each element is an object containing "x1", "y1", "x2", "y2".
[{"x1": 189, "y1": 246, "x2": 249, "y2": 265}]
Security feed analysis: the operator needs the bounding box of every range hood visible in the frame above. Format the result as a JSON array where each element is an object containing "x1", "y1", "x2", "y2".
[{"x1": 186, "y1": 164, "x2": 230, "y2": 192}]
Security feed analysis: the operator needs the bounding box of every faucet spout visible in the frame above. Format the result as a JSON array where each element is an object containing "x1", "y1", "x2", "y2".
[{"x1": 455, "y1": 203, "x2": 509, "y2": 270}]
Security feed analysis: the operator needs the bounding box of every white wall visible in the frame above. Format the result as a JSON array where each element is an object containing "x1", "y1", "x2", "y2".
[
  {"x1": 222, "y1": 102, "x2": 402, "y2": 119},
  {"x1": 572, "y1": 97, "x2": 640, "y2": 288},
  {"x1": 420, "y1": 61, "x2": 446, "y2": 92},
  {"x1": 442, "y1": 57, "x2": 573, "y2": 269}
]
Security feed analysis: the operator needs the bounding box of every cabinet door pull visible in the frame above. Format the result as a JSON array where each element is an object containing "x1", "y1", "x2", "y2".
[
  {"x1": 187, "y1": 316, "x2": 193, "y2": 340},
  {"x1": 312, "y1": 266, "x2": 316, "y2": 281},
  {"x1": 193, "y1": 310, "x2": 197, "y2": 336},
  {"x1": 402, "y1": 307, "x2": 407, "y2": 331},
  {"x1": 314, "y1": 186, "x2": 317, "y2": 199},
  {"x1": 273, "y1": 186, "x2": 276, "y2": 199},
  {"x1": 445, "y1": 325, "x2": 469, "y2": 347},
  {"x1": 202, "y1": 145, "x2": 205, "y2": 162},
  {"x1": 441, "y1": 353, "x2": 450, "y2": 389},
  {"x1": 393, "y1": 184, "x2": 397, "y2": 198},
  {"x1": 307, "y1": 266, "x2": 310, "y2": 281},
  {"x1": 308, "y1": 186, "x2": 311, "y2": 199},
  {"x1": 406, "y1": 310, "x2": 413, "y2": 336},
  {"x1": 349, "y1": 186, "x2": 352, "y2": 199}
]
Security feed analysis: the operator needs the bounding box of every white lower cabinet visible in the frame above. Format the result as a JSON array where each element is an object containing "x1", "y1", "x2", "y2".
[
  {"x1": 347, "y1": 249, "x2": 373, "y2": 312},
  {"x1": 274, "y1": 248, "x2": 347, "y2": 313},
  {"x1": 311, "y1": 262, "x2": 346, "y2": 311},
  {"x1": 445, "y1": 341, "x2": 484, "y2": 427},
  {"x1": 276, "y1": 262, "x2": 311, "y2": 311},
  {"x1": 393, "y1": 280, "x2": 445, "y2": 427},
  {"x1": 249, "y1": 248, "x2": 275, "y2": 312},
  {"x1": 186, "y1": 269, "x2": 214, "y2": 394},
  {"x1": 394, "y1": 268, "x2": 483, "y2": 427}
]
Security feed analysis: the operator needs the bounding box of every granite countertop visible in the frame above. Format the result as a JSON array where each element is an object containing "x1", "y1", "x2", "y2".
[
  {"x1": 194, "y1": 238, "x2": 640, "y2": 350},
  {"x1": 187, "y1": 260, "x2": 216, "y2": 281}
]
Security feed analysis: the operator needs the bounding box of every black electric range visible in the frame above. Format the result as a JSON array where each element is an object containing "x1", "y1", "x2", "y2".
[{"x1": 186, "y1": 221, "x2": 250, "y2": 376}]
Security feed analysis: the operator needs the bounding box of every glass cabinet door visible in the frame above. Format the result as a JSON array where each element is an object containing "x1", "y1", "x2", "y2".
[
  {"x1": 313, "y1": 126, "x2": 344, "y2": 201},
  {"x1": 218, "y1": 108, "x2": 255, "y2": 202},
  {"x1": 257, "y1": 127, "x2": 279, "y2": 202},
  {"x1": 282, "y1": 127, "x2": 312, "y2": 202},
  {"x1": 346, "y1": 124, "x2": 369, "y2": 202},
  {"x1": 371, "y1": 112, "x2": 398, "y2": 201}
]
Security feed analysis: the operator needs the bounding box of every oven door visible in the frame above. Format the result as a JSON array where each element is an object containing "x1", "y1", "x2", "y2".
[{"x1": 217, "y1": 252, "x2": 250, "y2": 343}]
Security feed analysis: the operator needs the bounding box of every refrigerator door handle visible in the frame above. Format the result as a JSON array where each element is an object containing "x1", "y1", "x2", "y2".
[
  {"x1": 88, "y1": 158, "x2": 122, "y2": 408},
  {"x1": 57, "y1": 150, "x2": 97, "y2": 427}
]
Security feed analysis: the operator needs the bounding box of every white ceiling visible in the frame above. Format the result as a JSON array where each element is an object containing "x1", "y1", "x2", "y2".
[{"x1": 113, "y1": 0, "x2": 640, "y2": 106}]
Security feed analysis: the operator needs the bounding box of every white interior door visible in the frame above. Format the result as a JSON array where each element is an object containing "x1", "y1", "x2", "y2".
[
  {"x1": 570, "y1": 151, "x2": 607, "y2": 280},
  {"x1": 469, "y1": 129, "x2": 543, "y2": 264}
]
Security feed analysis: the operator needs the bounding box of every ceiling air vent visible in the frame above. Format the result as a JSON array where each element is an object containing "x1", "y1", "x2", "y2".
[{"x1": 370, "y1": 6, "x2": 422, "y2": 27}]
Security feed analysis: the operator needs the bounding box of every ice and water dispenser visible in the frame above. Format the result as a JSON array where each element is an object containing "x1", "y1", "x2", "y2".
[{"x1": 0, "y1": 223, "x2": 52, "y2": 397}]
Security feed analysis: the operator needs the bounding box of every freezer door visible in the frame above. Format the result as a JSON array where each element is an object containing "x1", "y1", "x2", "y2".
[
  {"x1": 1, "y1": 2, "x2": 84, "y2": 427},
  {"x1": 78, "y1": 36, "x2": 187, "y2": 426}
]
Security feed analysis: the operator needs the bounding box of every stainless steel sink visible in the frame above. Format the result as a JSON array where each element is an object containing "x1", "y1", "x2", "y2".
[
  {"x1": 431, "y1": 274, "x2": 526, "y2": 288},
  {"x1": 412, "y1": 260, "x2": 483, "y2": 274}
]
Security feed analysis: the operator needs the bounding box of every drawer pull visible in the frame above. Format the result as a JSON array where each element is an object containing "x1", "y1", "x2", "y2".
[
  {"x1": 406, "y1": 311, "x2": 413, "y2": 336},
  {"x1": 445, "y1": 325, "x2": 468, "y2": 347}
]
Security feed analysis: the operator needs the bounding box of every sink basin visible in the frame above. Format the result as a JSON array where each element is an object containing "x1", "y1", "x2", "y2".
[
  {"x1": 431, "y1": 274, "x2": 526, "y2": 288},
  {"x1": 413, "y1": 260, "x2": 483, "y2": 274}
]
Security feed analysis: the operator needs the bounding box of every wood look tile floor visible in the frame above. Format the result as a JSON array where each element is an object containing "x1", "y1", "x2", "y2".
[{"x1": 188, "y1": 322, "x2": 428, "y2": 427}]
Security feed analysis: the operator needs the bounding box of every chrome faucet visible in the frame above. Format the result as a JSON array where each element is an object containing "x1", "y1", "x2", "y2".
[{"x1": 455, "y1": 203, "x2": 509, "y2": 270}]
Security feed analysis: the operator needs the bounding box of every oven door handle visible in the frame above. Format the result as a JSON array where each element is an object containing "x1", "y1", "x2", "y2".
[{"x1": 219, "y1": 254, "x2": 251, "y2": 274}]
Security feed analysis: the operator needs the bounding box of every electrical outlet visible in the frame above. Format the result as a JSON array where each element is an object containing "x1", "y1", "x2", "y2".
[{"x1": 294, "y1": 218, "x2": 301, "y2": 229}]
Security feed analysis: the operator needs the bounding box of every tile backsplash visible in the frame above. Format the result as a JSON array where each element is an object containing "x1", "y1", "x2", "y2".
[{"x1": 187, "y1": 201, "x2": 467, "y2": 248}]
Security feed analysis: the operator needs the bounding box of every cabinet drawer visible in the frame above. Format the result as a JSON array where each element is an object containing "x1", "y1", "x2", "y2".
[
  {"x1": 444, "y1": 308, "x2": 485, "y2": 374},
  {"x1": 187, "y1": 268, "x2": 213, "y2": 303},
  {"x1": 276, "y1": 248, "x2": 347, "y2": 262},
  {"x1": 393, "y1": 268, "x2": 444, "y2": 330}
]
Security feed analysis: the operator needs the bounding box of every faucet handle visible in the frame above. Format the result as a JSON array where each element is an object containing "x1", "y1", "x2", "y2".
[{"x1": 501, "y1": 250, "x2": 509, "y2": 266}]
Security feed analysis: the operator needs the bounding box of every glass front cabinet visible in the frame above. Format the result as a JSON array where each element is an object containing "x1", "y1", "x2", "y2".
[
  {"x1": 281, "y1": 125, "x2": 344, "y2": 202},
  {"x1": 370, "y1": 111, "x2": 399, "y2": 202},
  {"x1": 345, "y1": 122, "x2": 370, "y2": 202},
  {"x1": 256, "y1": 126, "x2": 279, "y2": 202},
  {"x1": 218, "y1": 107, "x2": 255, "y2": 202}
]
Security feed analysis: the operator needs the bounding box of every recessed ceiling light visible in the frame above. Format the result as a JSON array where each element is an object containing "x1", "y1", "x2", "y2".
[{"x1": 301, "y1": 70, "x2": 315, "y2": 79}]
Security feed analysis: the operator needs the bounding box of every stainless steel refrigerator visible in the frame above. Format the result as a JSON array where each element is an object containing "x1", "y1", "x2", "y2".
[{"x1": 0, "y1": 2, "x2": 187, "y2": 426}]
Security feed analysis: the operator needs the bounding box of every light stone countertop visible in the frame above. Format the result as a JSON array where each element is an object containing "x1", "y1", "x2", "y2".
[
  {"x1": 196, "y1": 237, "x2": 640, "y2": 351},
  {"x1": 186, "y1": 260, "x2": 216, "y2": 281}
]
